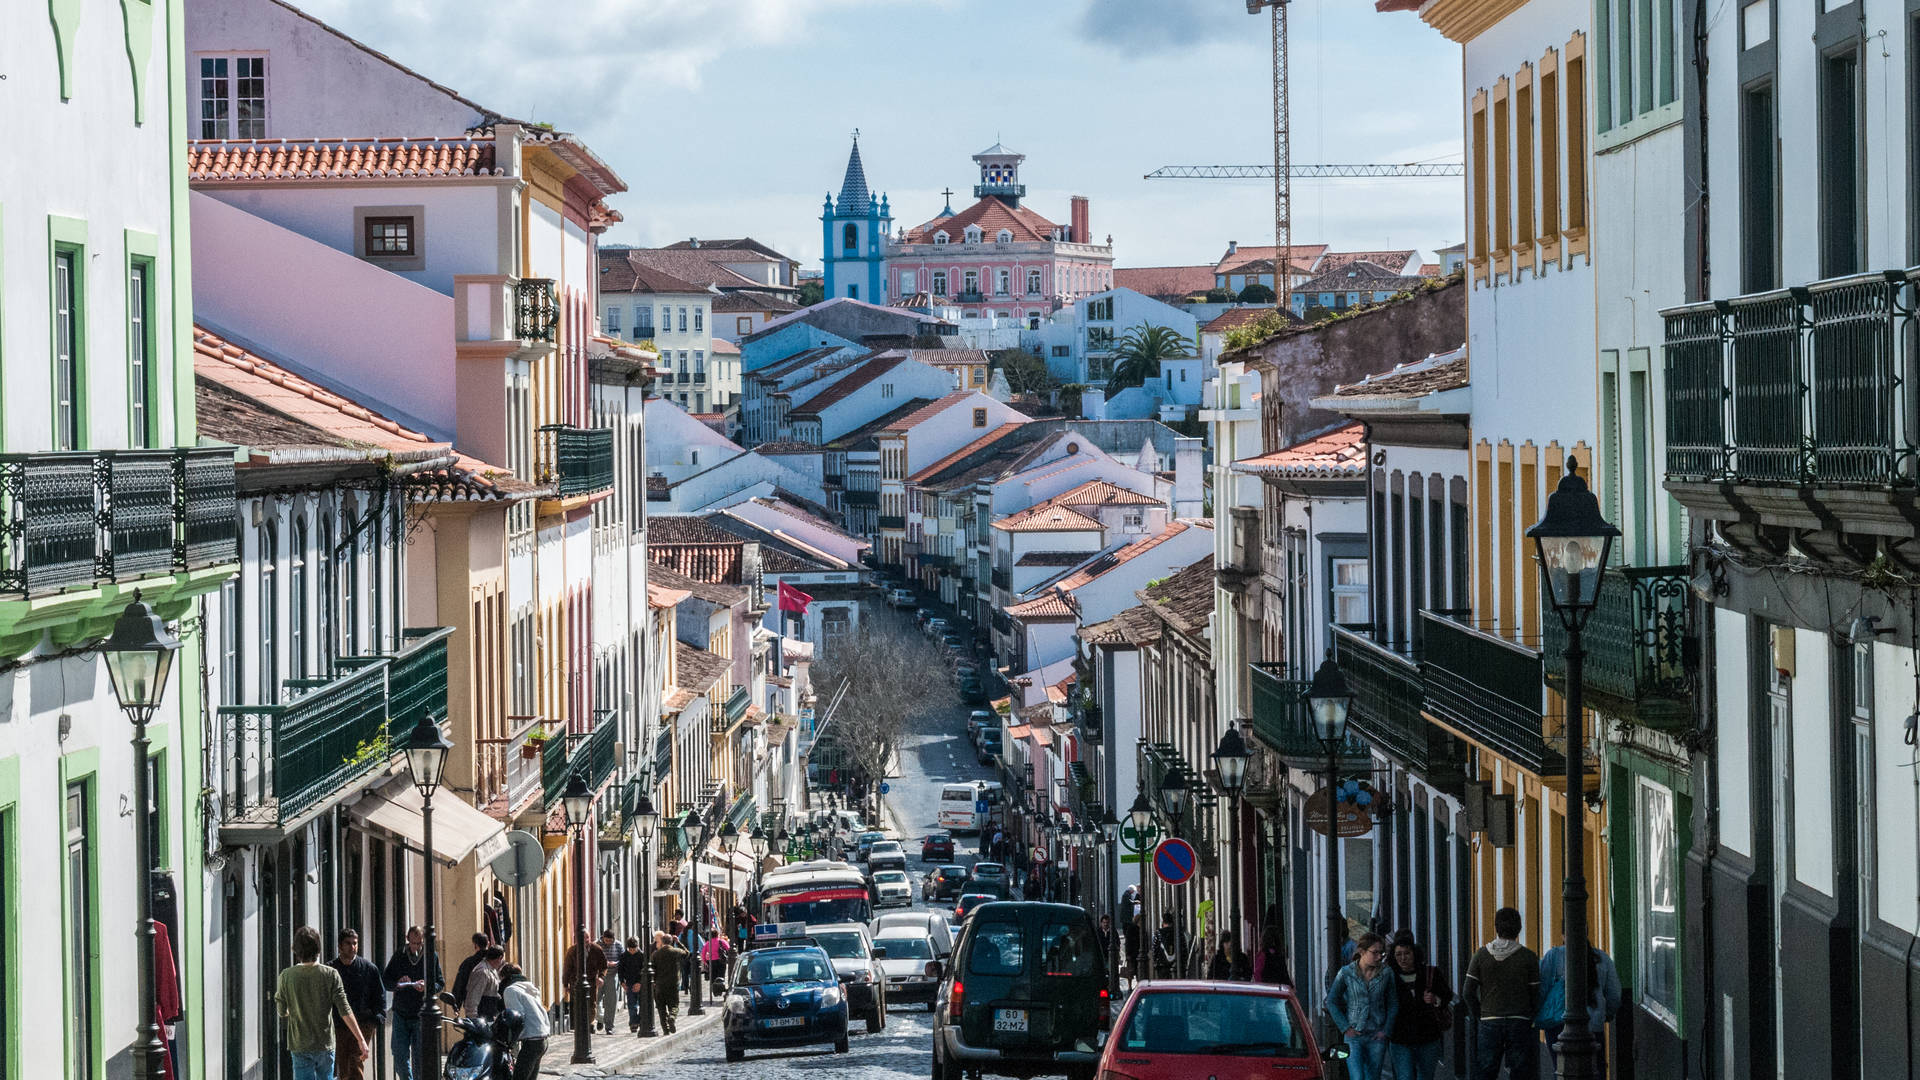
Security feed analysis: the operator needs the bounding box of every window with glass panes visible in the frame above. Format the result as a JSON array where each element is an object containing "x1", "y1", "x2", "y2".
[
  {"x1": 289, "y1": 518, "x2": 307, "y2": 681},
  {"x1": 198, "y1": 56, "x2": 267, "y2": 138},
  {"x1": 54, "y1": 249, "x2": 81, "y2": 451},
  {"x1": 1331, "y1": 557, "x2": 1369, "y2": 624},
  {"x1": 259, "y1": 522, "x2": 278, "y2": 702},
  {"x1": 129, "y1": 260, "x2": 154, "y2": 447},
  {"x1": 1636, "y1": 778, "x2": 1679, "y2": 1026},
  {"x1": 65, "y1": 782, "x2": 93, "y2": 1080},
  {"x1": 364, "y1": 216, "x2": 414, "y2": 257}
]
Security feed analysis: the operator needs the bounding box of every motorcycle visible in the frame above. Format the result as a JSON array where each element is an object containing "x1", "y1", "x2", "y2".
[{"x1": 441, "y1": 1010, "x2": 522, "y2": 1080}]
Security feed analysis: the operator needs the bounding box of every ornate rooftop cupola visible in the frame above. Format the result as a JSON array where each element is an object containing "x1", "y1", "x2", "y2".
[{"x1": 973, "y1": 142, "x2": 1026, "y2": 206}]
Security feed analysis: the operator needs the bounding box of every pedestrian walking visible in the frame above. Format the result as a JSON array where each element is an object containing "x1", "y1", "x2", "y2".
[
  {"x1": 617, "y1": 937, "x2": 650, "y2": 1034},
  {"x1": 1463, "y1": 906, "x2": 1541, "y2": 1080},
  {"x1": 328, "y1": 929, "x2": 385, "y2": 1080},
  {"x1": 564, "y1": 926, "x2": 608, "y2": 1035},
  {"x1": 1252, "y1": 925, "x2": 1292, "y2": 986},
  {"x1": 596, "y1": 929, "x2": 623, "y2": 1033},
  {"x1": 275, "y1": 925, "x2": 369, "y2": 1080},
  {"x1": 1386, "y1": 931, "x2": 1454, "y2": 1080},
  {"x1": 1096, "y1": 914, "x2": 1119, "y2": 979},
  {"x1": 677, "y1": 919, "x2": 703, "y2": 994},
  {"x1": 382, "y1": 926, "x2": 441, "y2": 1080},
  {"x1": 1207, "y1": 933, "x2": 1233, "y2": 980},
  {"x1": 462, "y1": 946, "x2": 505, "y2": 1020},
  {"x1": 1151, "y1": 912, "x2": 1183, "y2": 980},
  {"x1": 702, "y1": 932, "x2": 733, "y2": 995},
  {"x1": 449, "y1": 932, "x2": 489, "y2": 1014},
  {"x1": 498, "y1": 964, "x2": 550, "y2": 1080},
  {"x1": 1326, "y1": 932, "x2": 1397, "y2": 1080},
  {"x1": 730, "y1": 903, "x2": 752, "y2": 947},
  {"x1": 1122, "y1": 913, "x2": 1143, "y2": 986},
  {"x1": 649, "y1": 931, "x2": 689, "y2": 1034},
  {"x1": 1537, "y1": 936, "x2": 1622, "y2": 1070}
]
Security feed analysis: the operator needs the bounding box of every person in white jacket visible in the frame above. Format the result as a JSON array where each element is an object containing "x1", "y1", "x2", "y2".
[{"x1": 498, "y1": 965, "x2": 550, "y2": 1080}]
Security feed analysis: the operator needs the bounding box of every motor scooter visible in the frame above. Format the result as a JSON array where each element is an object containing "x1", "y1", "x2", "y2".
[{"x1": 439, "y1": 1004, "x2": 519, "y2": 1080}]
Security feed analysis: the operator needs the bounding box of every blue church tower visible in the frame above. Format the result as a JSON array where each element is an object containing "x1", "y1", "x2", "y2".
[{"x1": 822, "y1": 133, "x2": 891, "y2": 304}]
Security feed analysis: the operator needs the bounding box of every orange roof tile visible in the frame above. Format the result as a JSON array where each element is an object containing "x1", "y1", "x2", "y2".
[
  {"x1": 1029, "y1": 724, "x2": 1056, "y2": 748},
  {"x1": 1005, "y1": 724, "x2": 1033, "y2": 739},
  {"x1": 1047, "y1": 479, "x2": 1161, "y2": 508},
  {"x1": 188, "y1": 138, "x2": 501, "y2": 182},
  {"x1": 1233, "y1": 421, "x2": 1367, "y2": 477},
  {"x1": 993, "y1": 503, "x2": 1103, "y2": 533},
  {"x1": 1008, "y1": 591, "x2": 1076, "y2": 619},
  {"x1": 1213, "y1": 243, "x2": 1328, "y2": 274},
  {"x1": 909, "y1": 424, "x2": 1030, "y2": 482},
  {"x1": 1047, "y1": 520, "x2": 1204, "y2": 593},
  {"x1": 1113, "y1": 265, "x2": 1216, "y2": 299},
  {"x1": 906, "y1": 197, "x2": 1060, "y2": 244},
  {"x1": 1203, "y1": 306, "x2": 1295, "y2": 333},
  {"x1": 882, "y1": 392, "x2": 985, "y2": 433}
]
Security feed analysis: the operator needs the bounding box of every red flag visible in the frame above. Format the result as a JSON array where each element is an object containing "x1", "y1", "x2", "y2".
[{"x1": 777, "y1": 581, "x2": 813, "y2": 614}]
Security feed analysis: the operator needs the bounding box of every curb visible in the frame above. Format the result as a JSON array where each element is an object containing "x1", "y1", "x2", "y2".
[{"x1": 540, "y1": 1008, "x2": 723, "y2": 1076}]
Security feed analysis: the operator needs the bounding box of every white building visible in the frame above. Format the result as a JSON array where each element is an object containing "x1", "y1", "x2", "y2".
[
  {"x1": 1022, "y1": 287, "x2": 1200, "y2": 388},
  {"x1": 600, "y1": 250, "x2": 728, "y2": 412}
]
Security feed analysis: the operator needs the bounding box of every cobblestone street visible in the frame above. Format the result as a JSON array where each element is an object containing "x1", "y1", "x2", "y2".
[{"x1": 601, "y1": 1008, "x2": 941, "y2": 1078}]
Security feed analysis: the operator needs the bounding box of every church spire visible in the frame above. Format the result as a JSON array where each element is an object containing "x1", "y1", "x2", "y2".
[{"x1": 837, "y1": 131, "x2": 872, "y2": 217}]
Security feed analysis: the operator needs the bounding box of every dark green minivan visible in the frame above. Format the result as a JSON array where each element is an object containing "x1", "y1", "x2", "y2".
[{"x1": 932, "y1": 901, "x2": 1109, "y2": 1080}]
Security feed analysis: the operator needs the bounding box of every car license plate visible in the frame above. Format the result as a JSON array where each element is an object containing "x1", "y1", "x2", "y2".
[
  {"x1": 762, "y1": 1016, "x2": 806, "y2": 1029},
  {"x1": 993, "y1": 1008, "x2": 1028, "y2": 1033}
]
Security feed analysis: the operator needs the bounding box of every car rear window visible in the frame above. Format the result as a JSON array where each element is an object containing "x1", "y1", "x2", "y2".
[
  {"x1": 812, "y1": 931, "x2": 867, "y2": 958},
  {"x1": 743, "y1": 954, "x2": 831, "y2": 984},
  {"x1": 1039, "y1": 920, "x2": 1100, "y2": 977},
  {"x1": 967, "y1": 924, "x2": 1025, "y2": 976},
  {"x1": 878, "y1": 937, "x2": 932, "y2": 959},
  {"x1": 1118, "y1": 991, "x2": 1308, "y2": 1056}
]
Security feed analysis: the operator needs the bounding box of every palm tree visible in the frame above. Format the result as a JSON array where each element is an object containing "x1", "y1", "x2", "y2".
[{"x1": 1105, "y1": 323, "x2": 1196, "y2": 391}]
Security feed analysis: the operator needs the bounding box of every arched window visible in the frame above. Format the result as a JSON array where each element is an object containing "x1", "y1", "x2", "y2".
[
  {"x1": 317, "y1": 514, "x2": 335, "y2": 669},
  {"x1": 258, "y1": 521, "x2": 278, "y2": 703},
  {"x1": 996, "y1": 229, "x2": 1012, "y2": 244},
  {"x1": 1026, "y1": 269, "x2": 1042, "y2": 295},
  {"x1": 289, "y1": 516, "x2": 307, "y2": 681},
  {"x1": 340, "y1": 508, "x2": 360, "y2": 657},
  {"x1": 933, "y1": 231, "x2": 949, "y2": 246},
  {"x1": 842, "y1": 223, "x2": 858, "y2": 251}
]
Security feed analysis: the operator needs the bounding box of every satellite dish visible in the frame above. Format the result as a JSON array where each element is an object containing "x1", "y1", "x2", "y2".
[{"x1": 490, "y1": 830, "x2": 545, "y2": 888}]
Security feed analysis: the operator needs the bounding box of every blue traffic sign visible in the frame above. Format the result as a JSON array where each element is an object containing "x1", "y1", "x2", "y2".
[
  {"x1": 1153, "y1": 838, "x2": 1197, "y2": 885},
  {"x1": 975, "y1": 800, "x2": 990, "y2": 814},
  {"x1": 879, "y1": 781, "x2": 891, "y2": 794}
]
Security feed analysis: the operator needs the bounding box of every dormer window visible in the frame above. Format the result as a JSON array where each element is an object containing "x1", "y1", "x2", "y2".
[
  {"x1": 996, "y1": 229, "x2": 1013, "y2": 244},
  {"x1": 933, "y1": 231, "x2": 949, "y2": 246},
  {"x1": 964, "y1": 225, "x2": 983, "y2": 244}
]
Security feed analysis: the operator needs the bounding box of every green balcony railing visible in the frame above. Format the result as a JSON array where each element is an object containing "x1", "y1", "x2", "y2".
[
  {"x1": 1420, "y1": 612, "x2": 1560, "y2": 775},
  {"x1": 1542, "y1": 565, "x2": 1693, "y2": 727},
  {"x1": 540, "y1": 725, "x2": 572, "y2": 803},
  {"x1": 1663, "y1": 270, "x2": 1920, "y2": 486},
  {"x1": 0, "y1": 447, "x2": 237, "y2": 596},
  {"x1": 878, "y1": 515, "x2": 906, "y2": 530},
  {"x1": 725, "y1": 685, "x2": 751, "y2": 723},
  {"x1": 538, "y1": 425, "x2": 615, "y2": 497},
  {"x1": 1247, "y1": 662, "x2": 1371, "y2": 770},
  {"x1": 1329, "y1": 625, "x2": 1462, "y2": 783},
  {"x1": 652, "y1": 725, "x2": 675, "y2": 787}
]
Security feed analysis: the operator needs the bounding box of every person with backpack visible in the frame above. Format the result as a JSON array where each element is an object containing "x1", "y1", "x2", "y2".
[
  {"x1": 1386, "y1": 930, "x2": 1455, "y2": 1080},
  {"x1": 1326, "y1": 932, "x2": 1398, "y2": 1080},
  {"x1": 1252, "y1": 925, "x2": 1292, "y2": 986},
  {"x1": 1537, "y1": 935, "x2": 1623, "y2": 1071},
  {"x1": 1151, "y1": 912, "x2": 1183, "y2": 979},
  {"x1": 1463, "y1": 907, "x2": 1540, "y2": 1080}
]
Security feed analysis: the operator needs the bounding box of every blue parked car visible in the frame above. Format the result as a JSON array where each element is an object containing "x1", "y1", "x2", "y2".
[{"x1": 723, "y1": 945, "x2": 850, "y2": 1061}]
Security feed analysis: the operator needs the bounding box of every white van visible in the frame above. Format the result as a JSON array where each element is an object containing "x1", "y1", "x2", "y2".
[{"x1": 937, "y1": 783, "x2": 985, "y2": 833}]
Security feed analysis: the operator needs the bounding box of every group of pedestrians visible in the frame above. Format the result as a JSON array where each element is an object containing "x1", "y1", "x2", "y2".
[{"x1": 1323, "y1": 905, "x2": 1622, "y2": 1080}]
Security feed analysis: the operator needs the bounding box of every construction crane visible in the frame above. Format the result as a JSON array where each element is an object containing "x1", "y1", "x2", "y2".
[
  {"x1": 1248, "y1": 0, "x2": 1292, "y2": 313},
  {"x1": 1144, "y1": 163, "x2": 1464, "y2": 179}
]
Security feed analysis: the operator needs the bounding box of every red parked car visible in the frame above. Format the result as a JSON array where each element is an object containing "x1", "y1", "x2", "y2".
[
  {"x1": 922, "y1": 832, "x2": 956, "y2": 862},
  {"x1": 1095, "y1": 981, "x2": 1346, "y2": 1080}
]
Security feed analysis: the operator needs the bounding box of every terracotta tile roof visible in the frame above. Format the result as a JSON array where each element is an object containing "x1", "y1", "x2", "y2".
[
  {"x1": 1203, "y1": 307, "x2": 1286, "y2": 333},
  {"x1": 751, "y1": 346, "x2": 850, "y2": 383},
  {"x1": 612, "y1": 247, "x2": 772, "y2": 291},
  {"x1": 1016, "y1": 551, "x2": 1093, "y2": 567},
  {"x1": 1214, "y1": 243, "x2": 1328, "y2": 274},
  {"x1": 598, "y1": 249, "x2": 709, "y2": 294},
  {"x1": 1048, "y1": 520, "x2": 1205, "y2": 593},
  {"x1": 1046, "y1": 479, "x2": 1161, "y2": 508},
  {"x1": 1331, "y1": 350, "x2": 1468, "y2": 399},
  {"x1": 663, "y1": 237, "x2": 797, "y2": 262},
  {"x1": 1006, "y1": 592, "x2": 1076, "y2": 619},
  {"x1": 883, "y1": 392, "x2": 987, "y2": 433},
  {"x1": 710, "y1": 338, "x2": 741, "y2": 355},
  {"x1": 188, "y1": 138, "x2": 501, "y2": 182},
  {"x1": 1113, "y1": 265, "x2": 1216, "y2": 299},
  {"x1": 1319, "y1": 249, "x2": 1420, "y2": 275},
  {"x1": 993, "y1": 503, "x2": 1103, "y2": 533},
  {"x1": 647, "y1": 582, "x2": 691, "y2": 608},
  {"x1": 1137, "y1": 555, "x2": 1217, "y2": 636},
  {"x1": 663, "y1": 688, "x2": 699, "y2": 714},
  {"x1": 787, "y1": 354, "x2": 911, "y2": 418},
  {"x1": 647, "y1": 559, "x2": 748, "y2": 607},
  {"x1": 905, "y1": 196, "x2": 1061, "y2": 244},
  {"x1": 746, "y1": 497, "x2": 869, "y2": 546},
  {"x1": 192, "y1": 326, "x2": 540, "y2": 501},
  {"x1": 1233, "y1": 421, "x2": 1367, "y2": 477},
  {"x1": 1296, "y1": 260, "x2": 1427, "y2": 295},
  {"x1": 1080, "y1": 603, "x2": 1164, "y2": 648},
  {"x1": 1418, "y1": 263, "x2": 1442, "y2": 277},
  {"x1": 909, "y1": 424, "x2": 1030, "y2": 482},
  {"x1": 674, "y1": 642, "x2": 731, "y2": 694},
  {"x1": 1028, "y1": 723, "x2": 1056, "y2": 748},
  {"x1": 712, "y1": 290, "x2": 800, "y2": 314},
  {"x1": 825, "y1": 398, "x2": 939, "y2": 450},
  {"x1": 1004, "y1": 723, "x2": 1033, "y2": 740}
]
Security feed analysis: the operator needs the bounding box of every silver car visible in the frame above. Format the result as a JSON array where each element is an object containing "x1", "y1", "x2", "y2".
[
  {"x1": 871, "y1": 869, "x2": 914, "y2": 908},
  {"x1": 871, "y1": 931, "x2": 944, "y2": 1010}
]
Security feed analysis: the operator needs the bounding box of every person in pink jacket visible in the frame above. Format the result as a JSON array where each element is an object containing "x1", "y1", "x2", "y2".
[{"x1": 700, "y1": 933, "x2": 733, "y2": 992}]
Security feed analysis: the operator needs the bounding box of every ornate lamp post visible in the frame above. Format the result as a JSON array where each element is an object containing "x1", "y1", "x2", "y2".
[
  {"x1": 630, "y1": 788, "x2": 660, "y2": 1038},
  {"x1": 101, "y1": 601, "x2": 180, "y2": 1080},
  {"x1": 1527, "y1": 459, "x2": 1619, "y2": 1080},
  {"x1": 1127, "y1": 790, "x2": 1156, "y2": 981},
  {"x1": 1097, "y1": 808, "x2": 1122, "y2": 997},
  {"x1": 1306, "y1": 654, "x2": 1353, "y2": 986},
  {"x1": 562, "y1": 773, "x2": 597, "y2": 1064},
  {"x1": 395, "y1": 712, "x2": 453, "y2": 1079},
  {"x1": 1211, "y1": 726, "x2": 1250, "y2": 959},
  {"x1": 679, "y1": 809, "x2": 712, "y2": 1016},
  {"x1": 748, "y1": 824, "x2": 769, "y2": 911},
  {"x1": 718, "y1": 820, "x2": 741, "y2": 939},
  {"x1": 1156, "y1": 770, "x2": 1189, "y2": 975}
]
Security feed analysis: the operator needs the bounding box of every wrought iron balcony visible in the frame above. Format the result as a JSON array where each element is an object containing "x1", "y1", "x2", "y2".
[
  {"x1": 1419, "y1": 611, "x2": 1560, "y2": 775},
  {"x1": 478, "y1": 717, "x2": 550, "y2": 813},
  {"x1": 955, "y1": 290, "x2": 987, "y2": 304},
  {"x1": 652, "y1": 725, "x2": 675, "y2": 787},
  {"x1": 541, "y1": 715, "x2": 620, "y2": 805},
  {"x1": 844, "y1": 489, "x2": 877, "y2": 507},
  {"x1": 991, "y1": 566, "x2": 1011, "y2": 591},
  {"x1": 1663, "y1": 270, "x2": 1919, "y2": 487},
  {"x1": 878, "y1": 514, "x2": 906, "y2": 530},
  {"x1": 823, "y1": 473, "x2": 846, "y2": 488},
  {"x1": 537, "y1": 425, "x2": 615, "y2": 497},
  {"x1": 219, "y1": 626, "x2": 451, "y2": 830},
  {"x1": 1541, "y1": 565, "x2": 1693, "y2": 727},
  {"x1": 0, "y1": 447, "x2": 236, "y2": 597},
  {"x1": 726, "y1": 684, "x2": 751, "y2": 723},
  {"x1": 992, "y1": 609, "x2": 1012, "y2": 635},
  {"x1": 1331, "y1": 626, "x2": 1464, "y2": 790},
  {"x1": 515, "y1": 277, "x2": 559, "y2": 343},
  {"x1": 1073, "y1": 692, "x2": 1102, "y2": 744},
  {"x1": 1247, "y1": 661, "x2": 1371, "y2": 770}
]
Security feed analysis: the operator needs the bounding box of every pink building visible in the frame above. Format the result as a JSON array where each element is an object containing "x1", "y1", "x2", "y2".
[{"x1": 887, "y1": 145, "x2": 1114, "y2": 326}]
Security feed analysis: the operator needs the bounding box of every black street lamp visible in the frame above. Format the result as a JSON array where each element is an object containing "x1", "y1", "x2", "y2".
[
  {"x1": 1306, "y1": 654, "x2": 1352, "y2": 986},
  {"x1": 1127, "y1": 789, "x2": 1156, "y2": 982},
  {"x1": 396, "y1": 712, "x2": 452, "y2": 1080},
  {"x1": 1212, "y1": 726, "x2": 1250, "y2": 959},
  {"x1": 1527, "y1": 458, "x2": 1619, "y2": 1080},
  {"x1": 681, "y1": 808, "x2": 712, "y2": 1016},
  {"x1": 1156, "y1": 770, "x2": 1189, "y2": 975},
  {"x1": 718, "y1": 820, "x2": 741, "y2": 936},
  {"x1": 630, "y1": 786, "x2": 660, "y2": 1038},
  {"x1": 562, "y1": 773, "x2": 597, "y2": 1064},
  {"x1": 748, "y1": 824, "x2": 769, "y2": 911},
  {"x1": 101, "y1": 600, "x2": 180, "y2": 1080},
  {"x1": 1097, "y1": 807, "x2": 1122, "y2": 998}
]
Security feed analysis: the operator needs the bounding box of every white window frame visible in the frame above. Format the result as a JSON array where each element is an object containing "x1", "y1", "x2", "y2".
[
  {"x1": 964, "y1": 226, "x2": 983, "y2": 244},
  {"x1": 934, "y1": 232, "x2": 950, "y2": 245},
  {"x1": 933, "y1": 270, "x2": 948, "y2": 295},
  {"x1": 605, "y1": 306, "x2": 622, "y2": 333},
  {"x1": 902, "y1": 270, "x2": 919, "y2": 295},
  {"x1": 196, "y1": 54, "x2": 268, "y2": 139},
  {"x1": 693, "y1": 308, "x2": 704, "y2": 332},
  {"x1": 1330, "y1": 556, "x2": 1369, "y2": 624},
  {"x1": 1635, "y1": 776, "x2": 1680, "y2": 1028},
  {"x1": 995, "y1": 269, "x2": 1010, "y2": 295},
  {"x1": 996, "y1": 229, "x2": 1013, "y2": 244},
  {"x1": 1027, "y1": 268, "x2": 1042, "y2": 295}
]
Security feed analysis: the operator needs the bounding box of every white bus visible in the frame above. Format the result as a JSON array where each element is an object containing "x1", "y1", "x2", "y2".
[
  {"x1": 938, "y1": 783, "x2": 986, "y2": 834},
  {"x1": 759, "y1": 861, "x2": 872, "y2": 926}
]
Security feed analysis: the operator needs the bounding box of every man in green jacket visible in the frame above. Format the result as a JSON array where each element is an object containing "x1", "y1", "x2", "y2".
[
  {"x1": 276, "y1": 925, "x2": 368, "y2": 1080},
  {"x1": 649, "y1": 931, "x2": 690, "y2": 1034},
  {"x1": 1462, "y1": 907, "x2": 1540, "y2": 1080}
]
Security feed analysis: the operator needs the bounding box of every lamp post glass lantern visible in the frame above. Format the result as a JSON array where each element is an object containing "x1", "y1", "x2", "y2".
[
  {"x1": 397, "y1": 712, "x2": 453, "y2": 1078},
  {"x1": 1306, "y1": 653, "x2": 1352, "y2": 994},
  {"x1": 103, "y1": 601, "x2": 180, "y2": 1080},
  {"x1": 631, "y1": 790, "x2": 659, "y2": 1037},
  {"x1": 563, "y1": 773, "x2": 597, "y2": 1063},
  {"x1": 683, "y1": 809, "x2": 711, "y2": 1017},
  {"x1": 1527, "y1": 459, "x2": 1618, "y2": 1080}
]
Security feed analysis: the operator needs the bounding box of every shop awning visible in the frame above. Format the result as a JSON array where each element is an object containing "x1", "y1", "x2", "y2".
[{"x1": 350, "y1": 784, "x2": 509, "y2": 868}]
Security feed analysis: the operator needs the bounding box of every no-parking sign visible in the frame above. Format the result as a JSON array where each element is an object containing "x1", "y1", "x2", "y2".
[{"x1": 1153, "y1": 838, "x2": 1196, "y2": 885}]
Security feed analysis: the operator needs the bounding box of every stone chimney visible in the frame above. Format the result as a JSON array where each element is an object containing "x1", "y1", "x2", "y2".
[
  {"x1": 1070, "y1": 197, "x2": 1090, "y2": 244},
  {"x1": 1226, "y1": 240, "x2": 1238, "y2": 256},
  {"x1": 1172, "y1": 436, "x2": 1205, "y2": 518}
]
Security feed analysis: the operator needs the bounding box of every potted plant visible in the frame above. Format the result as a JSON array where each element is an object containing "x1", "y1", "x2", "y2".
[{"x1": 523, "y1": 728, "x2": 552, "y2": 759}]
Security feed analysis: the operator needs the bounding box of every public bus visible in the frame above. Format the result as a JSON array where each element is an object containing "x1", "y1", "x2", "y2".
[
  {"x1": 757, "y1": 861, "x2": 872, "y2": 926},
  {"x1": 938, "y1": 783, "x2": 986, "y2": 833}
]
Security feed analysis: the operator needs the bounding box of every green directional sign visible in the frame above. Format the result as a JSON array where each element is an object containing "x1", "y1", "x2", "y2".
[{"x1": 1120, "y1": 821, "x2": 1160, "y2": 853}]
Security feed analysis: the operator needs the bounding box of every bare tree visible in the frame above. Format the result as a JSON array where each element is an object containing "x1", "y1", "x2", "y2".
[{"x1": 810, "y1": 621, "x2": 950, "y2": 819}]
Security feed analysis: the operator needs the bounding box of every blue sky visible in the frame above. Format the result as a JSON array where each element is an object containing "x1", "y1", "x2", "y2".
[{"x1": 299, "y1": 0, "x2": 1464, "y2": 269}]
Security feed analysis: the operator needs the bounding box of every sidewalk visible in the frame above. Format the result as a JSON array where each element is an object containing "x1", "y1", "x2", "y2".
[{"x1": 539, "y1": 1007, "x2": 722, "y2": 1076}]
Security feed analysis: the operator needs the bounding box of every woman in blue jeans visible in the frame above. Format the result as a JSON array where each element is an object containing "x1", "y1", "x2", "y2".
[
  {"x1": 1325, "y1": 932, "x2": 1398, "y2": 1080},
  {"x1": 1386, "y1": 931, "x2": 1454, "y2": 1080}
]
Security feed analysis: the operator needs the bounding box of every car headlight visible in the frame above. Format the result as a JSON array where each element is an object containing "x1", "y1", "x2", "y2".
[
  {"x1": 820, "y1": 986, "x2": 844, "y2": 1007},
  {"x1": 725, "y1": 993, "x2": 748, "y2": 1013}
]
